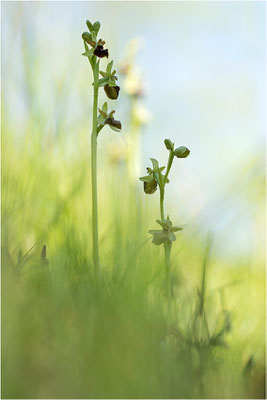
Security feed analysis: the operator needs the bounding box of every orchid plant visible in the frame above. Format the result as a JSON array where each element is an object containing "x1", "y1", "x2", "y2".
[
  {"x1": 140, "y1": 139, "x2": 190, "y2": 312},
  {"x1": 82, "y1": 20, "x2": 122, "y2": 284}
]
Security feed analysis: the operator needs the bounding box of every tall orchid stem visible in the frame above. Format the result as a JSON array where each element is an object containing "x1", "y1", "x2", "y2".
[
  {"x1": 91, "y1": 61, "x2": 100, "y2": 285},
  {"x1": 159, "y1": 151, "x2": 175, "y2": 316}
]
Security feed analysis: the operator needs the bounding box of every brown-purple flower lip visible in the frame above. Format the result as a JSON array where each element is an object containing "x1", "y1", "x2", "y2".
[{"x1": 93, "y1": 45, "x2": 108, "y2": 58}]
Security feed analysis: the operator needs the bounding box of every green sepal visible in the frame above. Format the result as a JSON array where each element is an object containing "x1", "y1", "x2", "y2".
[
  {"x1": 82, "y1": 48, "x2": 94, "y2": 57},
  {"x1": 139, "y1": 175, "x2": 154, "y2": 183},
  {"x1": 86, "y1": 20, "x2": 94, "y2": 33},
  {"x1": 93, "y1": 21, "x2": 101, "y2": 35},
  {"x1": 91, "y1": 31, "x2": 97, "y2": 42},
  {"x1": 100, "y1": 71, "x2": 108, "y2": 78},
  {"x1": 168, "y1": 232, "x2": 176, "y2": 241},
  {"x1": 171, "y1": 226, "x2": 183, "y2": 232},
  {"x1": 151, "y1": 231, "x2": 169, "y2": 245},
  {"x1": 97, "y1": 77, "x2": 109, "y2": 87},
  {"x1": 150, "y1": 158, "x2": 159, "y2": 171},
  {"x1": 107, "y1": 79, "x2": 117, "y2": 87},
  {"x1": 148, "y1": 230, "x2": 163, "y2": 235},
  {"x1": 102, "y1": 102, "x2": 108, "y2": 113},
  {"x1": 98, "y1": 109, "x2": 107, "y2": 118},
  {"x1": 156, "y1": 219, "x2": 172, "y2": 229},
  {"x1": 153, "y1": 172, "x2": 160, "y2": 185},
  {"x1": 107, "y1": 60, "x2": 113, "y2": 75}
]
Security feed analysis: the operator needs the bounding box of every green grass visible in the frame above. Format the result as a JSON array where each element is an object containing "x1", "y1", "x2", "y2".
[{"x1": 1, "y1": 119, "x2": 265, "y2": 399}]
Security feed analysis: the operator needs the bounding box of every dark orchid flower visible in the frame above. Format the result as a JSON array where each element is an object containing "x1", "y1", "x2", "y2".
[
  {"x1": 139, "y1": 159, "x2": 169, "y2": 195},
  {"x1": 94, "y1": 44, "x2": 109, "y2": 58},
  {"x1": 105, "y1": 117, "x2": 121, "y2": 130},
  {"x1": 144, "y1": 179, "x2": 157, "y2": 194},
  {"x1": 97, "y1": 103, "x2": 122, "y2": 133},
  {"x1": 104, "y1": 84, "x2": 120, "y2": 100}
]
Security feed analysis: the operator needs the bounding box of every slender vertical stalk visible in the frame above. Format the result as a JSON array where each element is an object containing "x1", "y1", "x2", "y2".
[
  {"x1": 91, "y1": 63, "x2": 100, "y2": 285},
  {"x1": 164, "y1": 241, "x2": 172, "y2": 315},
  {"x1": 160, "y1": 186, "x2": 165, "y2": 220}
]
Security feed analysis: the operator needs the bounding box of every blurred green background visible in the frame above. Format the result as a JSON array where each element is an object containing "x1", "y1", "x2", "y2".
[{"x1": 1, "y1": 1, "x2": 265, "y2": 399}]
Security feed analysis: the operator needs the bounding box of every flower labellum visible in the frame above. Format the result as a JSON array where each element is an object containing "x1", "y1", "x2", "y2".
[
  {"x1": 105, "y1": 117, "x2": 121, "y2": 130},
  {"x1": 144, "y1": 179, "x2": 157, "y2": 194},
  {"x1": 104, "y1": 84, "x2": 120, "y2": 100},
  {"x1": 94, "y1": 45, "x2": 109, "y2": 58}
]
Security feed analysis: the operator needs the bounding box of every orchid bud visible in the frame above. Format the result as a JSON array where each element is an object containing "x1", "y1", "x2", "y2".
[
  {"x1": 174, "y1": 146, "x2": 190, "y2": 158},
  {"x1": 164, "y1": 139, "x2": 174, "y2": 152},
  {"x1": 82, "y1": 32, "x2": 96, "y2": 47}
]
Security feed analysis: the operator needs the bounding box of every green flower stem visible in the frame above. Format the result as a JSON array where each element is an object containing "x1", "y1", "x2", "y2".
[
  {"x1": 160, "y1": 188, "x2": 165, "y2": 220},
  {"x1": 91, "y1": 61, "x2": 100, "y2": 285},
  {"x1": 159, "y1": 151, "x2": 175, "y2": 315},
  {"x1": 164, "y1": 151, "x2": 174, "y2": 184},
  {"x1": 164, "y1": 241, "x2": 172, "y2": 315}
]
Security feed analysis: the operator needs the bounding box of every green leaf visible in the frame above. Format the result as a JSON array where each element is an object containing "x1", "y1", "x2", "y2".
[
  {"x1": 139, "y1": 175, "x2": 154, "y2": 183},
  {"x1": 107, "y1": 60, "x2": 113, "y2": 75},
  {"x1": 93, "y1": 21, "x2": 101, "y2": 35},
  {"x1": 86, "y1": 20, "x2": 94, "y2": 33},
  {"x1": 150, "y1": 158, "x2": 159, "y2": 171}
]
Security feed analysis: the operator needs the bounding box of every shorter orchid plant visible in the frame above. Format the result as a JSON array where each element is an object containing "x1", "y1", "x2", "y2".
[{"x1": 139, "y1": 139, "x2": 190, "y2": 312}]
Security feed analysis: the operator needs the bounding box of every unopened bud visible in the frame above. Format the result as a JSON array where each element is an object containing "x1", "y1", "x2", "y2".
[
  {"x1": 164, "y1": 139, "x2": 174, "y2": 151},
  {"x1": 174, "y1": 146, "x2": 190, "y2": 158}
]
